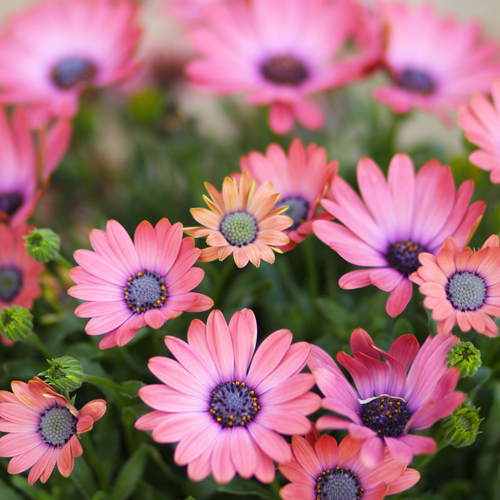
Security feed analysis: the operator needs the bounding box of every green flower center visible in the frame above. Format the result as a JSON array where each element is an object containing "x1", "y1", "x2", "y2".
[
  {"x1": 316, "y1": 467, "x2": 364, "y2": 500},
  {"x1": 397, "y1": 68, "x2": 435, "y2": 95},
  {"x1": 0, "y1": 192, "x2": 23, "y2": 217},
  {"x1": 51, "y1": 57, "x2": 97, "y2": 90},
  {"x1": 0, "y1": 267, "x2": 23, "y2": 302},
  {"x1": 277, "y1": 196, "x2": 309, "y2": 230},
  {"x1": 220, "y1": 212, "x2": 258, "y2": 247},
  {"x1": 124, "y1": 270, "x2": 167, "y2": 313},
  {"x1": 260, "y1": 55, "x2": 309, "y2": 86},
  {"x1": 39, "y1": 406, "x2": 77, "y2": 447},
  {"x1": 446, "y1": 271, "x2": 487, "y2": 311}
]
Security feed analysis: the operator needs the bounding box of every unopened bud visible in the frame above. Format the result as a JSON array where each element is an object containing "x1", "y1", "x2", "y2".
[
  {"x1": 0, "y1": 306, "x2": 33, "y2": 341},
  {"x1": 40, "y1": 356, "x2": 84, "y2": 392},
  {"x1": 446, "y1": 341, "x2": 481, "y2": 378},
  {"x1": 442, "y1": 403, "x2": 483, "y2": 448},
  {"x1": 24, "y1": 228, "x2": 60, "y2": 263}
]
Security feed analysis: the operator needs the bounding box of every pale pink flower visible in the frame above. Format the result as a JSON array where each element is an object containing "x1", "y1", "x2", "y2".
[
  {"x1": 458, "y1": 79, "x2": 500, "y2": 183},
  {"x1": 239, "y1": 139, "x2": 338, "y2": 252},
  {"x1": 186, "y1": 0, "x2": 378, "y2": 134},
  {"x1": 0, "y1": 0, "x2": 141, "y2": 125},
  {"x1": 411, "y1": 235, "x2": 500, "y2": 337},
  {"x1": 136, "y1": 308, "x2": 321, "y2": 484},
  {"x1": 165, "y1": 0, "x2": 228, "y2": 25},
  {"x1": 0, "y1": 107, "x2": 71, "y2": 227},
  {"x1": 313, "y1": 154, "x2": 485, "y2": 317},
  {"x1": 0, "y1": 377, "x2": 106, "y2": 484},
  {"x1": 68, "y1": 219, "x2": 213, "y2": 349},
  {"x1": 373, "y1": 2, "x2": 500, "y2": 123},
  {"x1": 309, "y1": 329, "x2": 465, "y2": 467},
  {"x1": 280, "y1": 430, "x2": 420, "y2": 500}
]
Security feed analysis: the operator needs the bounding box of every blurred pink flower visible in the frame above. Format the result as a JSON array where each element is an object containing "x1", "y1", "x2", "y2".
[
  {"x1": 280, "y1": 431, "x2": 420, "y2": 500},
  {"x1": 165, "y1": 0, "x2": 228, "y2": 25},
  {"x1": 313, "y1": 154, "x2": 485, "y2": 317},
  {"x1": 458, "y1": 79, "x2": 500, "y2": 183},
  {"x1": 373, "y1": 2, "x2": 500, "y2": 123},
  {"x1": 411, "y1": 235, "x2": 500, "y2": 337},
  {"x1": 239, "y1": 139, "x2": 338, "y2": 252},
  {"x1": 0, "y1": 377, "x2": 106, "y2": 484},
  {"x1": 309, "y1": 329, "x2": 465, "y2": 468},
  {"x1": 68, "y1": 219, "x2": 213, "y2": 349},
  {"x1": 186, "y1": 0, "x2": 379, "y2": 134},
  {"x1": 0, "y1": 107, "x2": 71, "y2": 227},
  {"x1": 136, "y1": 308, "x2": 321, "y2": 484},
  {"x1": 0, "y1": 224, "x2": 44, "y2": 311},
  {"x1": 0, "y1": 0, "x2": 141, "y2": 125}
]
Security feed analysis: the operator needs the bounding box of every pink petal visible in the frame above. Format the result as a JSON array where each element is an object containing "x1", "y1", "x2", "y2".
[
  {"x1": 290, "y1": 435, "x2": 321, "y2": 478},
  {"x1": 7, "y1": 443, "x2": 48, "y2": 474},
  {"x1": 207, "y1": 310, "x2": 235, "y2": 381},
  {"x1": 134, "y1": 221, "x2": 157, "y2": 272},
  {"x1": 385, "y1": 278, "x2": 413, "y2": 317},
  {"x1": 106, "y1": 220, "x2": 141, "y2": 275},
  {"x1": 384, "y1": 436, "x2": 413, "y2": 466},
  {"x1": 85, "y1": 309, "x2": 133, "y2": 336},
  {"x1": 145, "y1": 309, "x2": 166, "y2": 329},
  {"x1": 228, "y1": 309, "x2": 257, "y2": 382},
  {"x1": 231, "y1": 427, "x2": 257, "y2": 479},
  {"x1": 257, "y1": 409, "x2": 312, "y2": 435},
  {"x1": 151, "y1": 412, "x2": 213, "y2": 443},
  {"x1": 360, "y1": 436, "x2": 385, "y2": 467},
  {"x1": 0, "y1": 433, "x2": 43, "y2": 457},
  {"x1": 248, "y1": 422, "x2": 292, "y2": 463}
]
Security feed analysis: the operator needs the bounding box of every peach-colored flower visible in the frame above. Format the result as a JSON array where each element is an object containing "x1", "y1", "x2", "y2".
[{"x1": 185, "y1": 171, "x2": 292, "y2": 267}]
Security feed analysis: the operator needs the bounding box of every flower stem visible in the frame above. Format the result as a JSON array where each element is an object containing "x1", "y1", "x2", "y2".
[
  {"x1": 23, "y1": 332, "x2": 53, "y2": 359},
  {"x1": 54, "y1": 252, "x2": 74, "y2": 270}
]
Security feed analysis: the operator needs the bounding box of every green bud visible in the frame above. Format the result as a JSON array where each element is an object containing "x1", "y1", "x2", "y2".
[
  {"x1": 40, "y1": 356, "x2": 84, "y2": 392},
  {"x1": 446, "y1": 341, "x2": 481, "y2": 377},
  {"x1": 442, "y1": 403, "x2": 483, "y2": 448},
  {"x1": 0, "y1": 306, "x2": 33, "y2": 341},
  {"x1": 24, "y1": 228, "x2": 60, "y2": 263}
]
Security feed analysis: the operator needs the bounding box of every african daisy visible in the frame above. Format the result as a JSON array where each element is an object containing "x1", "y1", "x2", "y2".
[
  {"x1": 68, "y1": 219, "x2": 213, "y2": 349},
  {"x1": 313, "y1": 154, "x2": 485, "y2": 317},
  {"x1": 184, "y1": 171, "x2": 293, "y2": 267},
  {"x1": 0, "y1": 377, "x2": 106, "y2": 485},
  {"x1": 411, "y1": 235, "x2": 500, "y2": 337},
  {"x1": 309, "y1": 329, "x2": 465, "y2": 467},
  {"x1": 136, "y1": 308, "x2": 321, "y2": 484},
  {"x1": 239, "y1": 139, "x2": 338, "y2": 252},
  {"x1": 0, "y1": 0, "x2": 141, "y2": 125}
]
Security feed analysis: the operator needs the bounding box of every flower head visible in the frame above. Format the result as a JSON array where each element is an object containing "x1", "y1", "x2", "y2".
[
  {"x1": 280, "y1": 432, "x2": 420, "y2": 500},
  {"x1": 68, "y1": 219, "x2": 213, "y2": 349},
  {"x1": 0, "y1": 377, "x2": 106, "y2": 484},
  {"x1": 313, "y1": 154, "x2": 485, "y2": 317},
  {"x1": 136, "y1": 308, "x2": 321, "y2": 484},
  {"x1": 441, "y1": 403, "x2": 483, "y2": 448},
  {"x1": 0, "y1": 306, "x2": 33, "y2": 342},
  {"x1": 0, "y1": 0, "x2": 141, "y2": 124},
  {"x1": 185, "y1": 171, "x2": 293, "y2": 267},
  {"x1": 0, "y1": 107, "x2": 71, "y2": 227},
  {"x1": 446, "y1": 341, "x2": 482, "y2": 378},
  {"x1": 458, "y1": 79, "x2": 500, "y2": 183},
  {"x1": 186, "y1": 0, "x2": 378, "y2": 134},
  {"x1": 239, "y1": 139, "x2": 338, "y2": 251},
  {"x1": 373, "y1": 2, "x2": 500, "y2": 123},
  {"x1": 411, "y1": 235, "x2": 500, "y2": 337},
  {"x1": 309, "y1": 328, "x2": 465, "y2": 467}
]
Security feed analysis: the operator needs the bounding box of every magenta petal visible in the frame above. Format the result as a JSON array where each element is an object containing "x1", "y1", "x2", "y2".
[
  {"x1": 74, "y1": 249, "x2": 127, "y2": 285},
  {"x1": 230, "y1": 427, "x2": 257, "y2": 479},
  {"x1": 385, "y1": 278, "x2": 413, "y2": 317},
  {"x1": 384, "y1": 436, "x2": 413, "y2": 466},
  {"x1": 187, "y1": 447, "x2": 212, "y2": 482},
  {"x1": 336, "y1": 352, "x2": 373, "y2": 400},
  {"x1": 75, "y1": 301, "x2": 128, "y2": 318},
  {"x1": 106, "y1": 220, "x2": 141, "y2": 275},
  {"x1": 135, "y1": 411, "x2": 168, "y2": 431},
  {"x1": 360, "y1": 435, "x2": 385, "y2": 467},
  {"x1": 257, "y1": 409, "x2": 311, "y2": 435},
  {"x1": 85, "y1": 309, "x2": 133, "y2": 336},
  {"x1": 316, "y1": 415, "x2": 350, "y2": 430},
  {"x1": 151, "y1": 412, "x2": 212, "y2": 443},
  {"x1": 338, "y1": 269, "x2": 373, "y2": 289},
  {"x1": 248, "y1": 422, "x2": 292, "y2": 463},
  {"x1": 139, "y1": 385, "x2": 207, "y2": 412},
  {"x1": 370, "y1": 268, "x2": 403, "y2": 292},
  {"x1": 388, "y1": 335, "x2": 420, "y2": 371},
  {"x1": 398, "y1": 434, "x2": 437, "y2": 456},
  {"x1": 259, "y1": 373, "x2": 315, "y2": 405}
]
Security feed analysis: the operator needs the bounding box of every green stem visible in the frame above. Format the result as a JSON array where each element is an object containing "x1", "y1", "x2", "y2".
[
  {"x1": 54, "y1": 252, "x2": 74, "y2": 270},
  {"x1": 23, "y1": 332, "x2": 53, "y2": 359},
  {"x1": 83, "y1": 375, "x2": 131, "y2": 395},
  {"x1": 304, "y1": 236, "x2": 318, "y2": 298}
]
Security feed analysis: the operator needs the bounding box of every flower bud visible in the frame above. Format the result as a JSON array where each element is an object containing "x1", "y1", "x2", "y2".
[
  {"x1": 442, "y1": 403, "x2": 483, "y2": 448},
  {"x1": 40, "y1": 356, "x2": 84, "y2": 392},
  {"x1": 24, "y1": 228, "x2": 60, "y2": 263},
  {"x1": 446, "y1": 341, "x2": 481, "y2": 377},
  {"x1": 0, "y1": 306, "x2": 33, "y2": 341}
]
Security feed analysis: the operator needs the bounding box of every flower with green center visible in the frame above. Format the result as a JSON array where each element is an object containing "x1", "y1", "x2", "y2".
[
  {"x1": 24, "y1": 228, "x2": 60, "y2": 263},
  {"x1": 411, "y1": 235, "x2": 500, "y2": 337},
  {"x1": 185, "y1": 171, "x2": 293, "y2": 267},
  {"x1": 446, "y1": 341, "x2": 482, "y2": 378},
  {"x1": 442, "y1": 403, "x2": 483, "y2": 448}
]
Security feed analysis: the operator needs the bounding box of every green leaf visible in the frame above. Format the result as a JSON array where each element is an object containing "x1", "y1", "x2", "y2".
[
  {"x1": 216, "y1": 477, "x2": 281, "y2": 500},
  {"x1": 109, "y1": 444, "x2": 148, "y2": 500},
  {"x1": 0, "y1": 478, "x2": 24, "y2": 500},
  {"x1": 70, "y1": 456, "x2": 97, "y2": 500},
  {"x1": 10, "y1": 476, "x2": 53, "y2": 500}
]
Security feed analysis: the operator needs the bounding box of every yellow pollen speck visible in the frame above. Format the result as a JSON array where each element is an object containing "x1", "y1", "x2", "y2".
[
  {"x1": 241, "y1": 382, "x2": 245, "y2": 387},
  {"x1": 138, "y1": 272, "x2": 142, "y2": 276},
  {"x1": 217, "y1": 417, "x2": 221, "y2": 422},
  {"x1": 136, "y1": 307, "x2": 140, "y2": 312}
]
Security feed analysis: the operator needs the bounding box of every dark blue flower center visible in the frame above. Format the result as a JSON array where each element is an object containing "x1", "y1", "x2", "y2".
[
  {"x1": 446, "y1": 271, "x2": 487, "y2": 311},
  {"x1": 316, "y1": 467, "x2": 364, "y2": 500},
  {"x1": 220, "y1": 212, "x2": 258, "y2": 247},
  {"x1": 0, "y1": 192, "x2": 23, "y2": 217},
  {"x1": 397, "y1": 68, "x2": 435, "y2": 95},
  {"x1": 51, "y1": 57, "x2": 97, "y2": 90},
  {"x1": 39, "y1": 406, "x2": 77, "y2": 447},
  {"x1": 210, "y1": 381, "x2": 259, "y2": 428},
  {"x1": 386, "y1": 239, "x2": 426, "y2": 277},
  {"x1": 277, "y1": 196, "x2": 309, "y2": 230},
  {"x1": 0, "y1": 267, "x2": 23, "y2": 302},
  {"x1": 361, "y1": 395, "x2": 410, "y2": 437},
  {"x1": 124, "y1": 270, "x2": 167, "y2": 313},
  {"x1": 261, "y1": 55, "x2": 309, "y2": 86}
]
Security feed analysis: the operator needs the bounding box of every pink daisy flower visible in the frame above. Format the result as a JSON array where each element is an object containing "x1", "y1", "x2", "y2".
[
  {"x1": 458, "y1": 79, "x2": 500, "y2": 183},
  {"x1": 135, "y1": 308, "x2": 321, "y2": 484},
  {"x1": 0, "y1": 377, "x2": 106, "y2": 485},
  {"x1": 68, "y1": 219, "x2": 213, "y2": 349},
  {"x1": 239, "y1": 139, "x2": 338, "y2": 252},
  {"x1": 373, "y1": 2, "x2": 500, "y2": 123},
  {"x1": 0, "y1": 0, "x2": 141, "y2": 125},
  {"x1": 0, "y1": 107, "x2": 71, "y2": 227},
  {"x1": 313, "y1": 154, "x2": 485, "y2": 317},
  {"x1": 0, "y1": 224, "x2": 44, "y2": 311},
  {"x1": 186, "y1": 0, "x2": 378, "y2": 134},
  {"x1": 165, "y1": 0, "x2": 228, "y2": 25},
  {"x1": 411, "y1": 235, "x2": 500, "y2": 337},
  {"x1": 309, "y1": 328, "x2": 465, "y2": 467},
  {"x1": 280, "y1": 431, "x2": 420, "y2": 500},
  {"x1": 184, "y1": 171, "x2": 293, "y2": 267}
]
